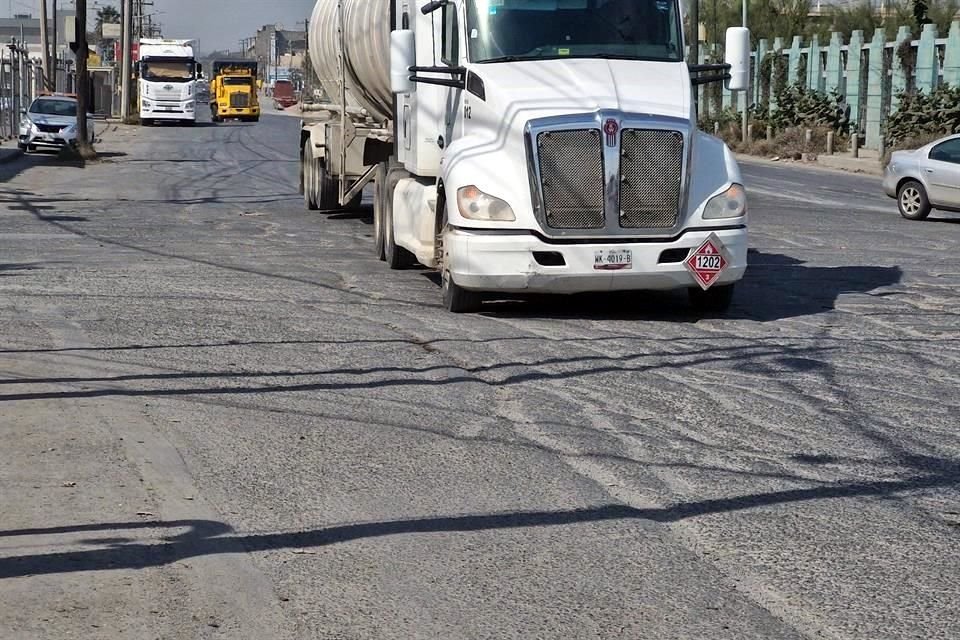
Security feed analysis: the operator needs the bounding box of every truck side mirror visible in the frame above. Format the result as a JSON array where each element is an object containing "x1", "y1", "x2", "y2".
[
  {"x1": 724, "y1": 27, "x2": 750, "y2": 92},
  {"x1": 390, "y1": 30, "x2": 416, "y2": 95}
]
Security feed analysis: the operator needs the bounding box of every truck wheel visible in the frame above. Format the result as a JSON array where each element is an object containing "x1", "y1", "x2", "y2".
[
  {"x1": 315, "y1": 161, "x2": 340, "y2": 210},
  {"x1": 372, "y1": 164, "x2": 387, "y2": 260},
  {"x1": 141, "y1": 118, "x2": 152, "y2": 126},
  {"x1": 442, "y1": 265, "x2": 483, "y2": 313},
  {"x1": 303, "y1": 145, "x2": 318, "y2": 210},
  {"x1": 384, "y1": 188, "x2": 414, "y2": 270},
  {"x1": 897, "y1": 180, "x2": 931, "y2": 220},
  {"x1": 688, "y1": 284, "x2": 735, "y2": 314},
  {"x1": 437, "y1": 193, "x2": 482, "y2": 313}
]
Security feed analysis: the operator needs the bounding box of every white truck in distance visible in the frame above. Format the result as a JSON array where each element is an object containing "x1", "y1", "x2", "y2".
[
  {"x1": 300, "y1": 0, "x2": 750, "y2": 313},
  {"x1": 138, "y1": 38, "x2": 202, "y2": 126}
]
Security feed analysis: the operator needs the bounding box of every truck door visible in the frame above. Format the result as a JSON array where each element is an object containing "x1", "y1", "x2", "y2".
[
  {"x1": 440, "y1": 1, "x2": 465, "y2": 149},
  {"x1": 398, "y1": 5, "x2": 414, "y2": 154}
]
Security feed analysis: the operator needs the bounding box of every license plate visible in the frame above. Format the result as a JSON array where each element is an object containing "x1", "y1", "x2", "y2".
[{"x1": 594, "y1": 248, "x2": 632, "y2": 270}]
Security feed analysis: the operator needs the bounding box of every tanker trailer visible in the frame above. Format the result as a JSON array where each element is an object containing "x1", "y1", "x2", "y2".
[{"x1": 300, "y1": 0, "x2": 752, "y2": 314}]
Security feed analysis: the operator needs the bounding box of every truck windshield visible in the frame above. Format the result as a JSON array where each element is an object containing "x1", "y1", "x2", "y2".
[
  {"x1": 142, "y1": 60, "x2": 196, "y2": 82},
  {"x1": 223, "y1": 77, "x2": 252, "y2": 86},
  {"x1": 466, "y1": 0, "x2": 682, "y2": 63}
]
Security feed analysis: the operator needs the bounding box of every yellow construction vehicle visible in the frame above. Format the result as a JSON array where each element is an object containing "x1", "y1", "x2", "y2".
[{"x1": 210, "y1": 60, "x2": 260, "y2": 123}]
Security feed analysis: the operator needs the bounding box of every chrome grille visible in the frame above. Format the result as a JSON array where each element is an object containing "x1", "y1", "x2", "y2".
[
  {"x1": 153, "y1": 88, "x2": 182, "y2": 101},
  {"x1": 230, "y1": 93, "x2": 250, "y2": 108},
  {"x1": 36, "y1": 123, "x2": 65, "y2": 133},
  {"x1": 537, "y1": 129, "x2": 604, "y2": 229},
  {"x1": 619, "y1": 129, "x2": 684, "y2": 229}
]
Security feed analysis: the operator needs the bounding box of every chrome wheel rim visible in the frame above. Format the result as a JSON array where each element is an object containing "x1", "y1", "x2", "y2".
[{"x1": 900, "y1": 187, "x2": 921, "y2": 215}]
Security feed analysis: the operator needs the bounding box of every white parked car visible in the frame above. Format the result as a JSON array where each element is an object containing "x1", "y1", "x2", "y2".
[
  {"x1": 18, "y1": 94, "x2": 95, "y2": 152},
  {"x1": 884, "y1": 133, "x2": 960, "y2": 220}
]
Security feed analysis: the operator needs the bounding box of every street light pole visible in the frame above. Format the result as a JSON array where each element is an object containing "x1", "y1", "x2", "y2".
[
  {"x1": 741, "y1": 0, "x2": 749, "y2": 144},
  {"x1": 121, "y1": 0, "x2": 132, "y2": 121}
]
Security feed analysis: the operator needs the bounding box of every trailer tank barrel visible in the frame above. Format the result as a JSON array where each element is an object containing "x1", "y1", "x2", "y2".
[{"x1": 310, "y1": 0, "x2": 392, "y2": 122}]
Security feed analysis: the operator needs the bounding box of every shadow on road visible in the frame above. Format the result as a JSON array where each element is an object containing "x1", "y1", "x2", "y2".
[
  {"x1": 2, "y1": 449, "x2": 957, "y2": 580},
  {"x1": 433, "y1": 250, "x2": 903, "y2": 322}
]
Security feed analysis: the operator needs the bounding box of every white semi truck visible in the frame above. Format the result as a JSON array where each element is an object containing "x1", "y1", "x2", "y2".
[
  {"x1": 138, "y1": 38, "x2": 202, "y2": 126},
  {"x1": 300, "y1": 0, "x2": 750, "y2": 313}
]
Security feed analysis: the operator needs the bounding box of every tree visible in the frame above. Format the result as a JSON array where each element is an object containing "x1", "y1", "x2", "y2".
[{"x1": 95, "y1": 6, "x2": 120, "y2": 35}]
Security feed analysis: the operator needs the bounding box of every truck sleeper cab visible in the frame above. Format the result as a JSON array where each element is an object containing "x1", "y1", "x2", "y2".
[{"x1": 300, "y1": 0, "x2": 751, "y2": 313}]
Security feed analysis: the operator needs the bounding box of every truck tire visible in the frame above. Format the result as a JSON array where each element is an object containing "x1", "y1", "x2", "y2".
[
  {"x1": 383, "y1": 184, "x2": 414, "y2": 270},
  {"x1": 141, "y1": 118, "x2": 152, "y2": 126},
  {"x1": 303, "y1": 145, "x2": 318, "y2": 210},
  {"x1": 314, "y1": 161, "x2": 341, "y2": 211},
  {"x1": 372, "y1": 163, "x2": 387, "y2": 260},
  {"x1": 437, "y1": 192, "x2": 482, "y2": 313},
  {"x1": 688, "y1": 284, "x2": 735, "y2": 314},
  {"x1": 442, "y1": 266, "x2": 483, "y2": 313}
]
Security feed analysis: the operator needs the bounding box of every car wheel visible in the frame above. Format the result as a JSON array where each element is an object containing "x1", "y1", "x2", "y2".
[
  {"x1": 17, "y1": 143, "x2": 27, "y2": 152},
  {"x1": 688, "y1": 284, "x2": 735, "y2": 314},
  {"x1": 897, "y1": 180, "x2": 931, "y2": 220}
]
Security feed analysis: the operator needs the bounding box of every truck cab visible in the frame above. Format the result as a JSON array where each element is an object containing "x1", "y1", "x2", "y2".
[
  {"x1": 301, "y1": 0, "x2": 751, "y2": 313},
  {"x1": 210, "y1": 60, "x2": 261, "y2": 123},
  {"x1": 138, "y1": 38, "x2": 201, "y2": 126}
]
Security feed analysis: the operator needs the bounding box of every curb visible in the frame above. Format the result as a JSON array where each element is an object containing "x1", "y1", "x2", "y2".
[{"x1": 736, "y1": 153, "x2": 884, "y2": 177}]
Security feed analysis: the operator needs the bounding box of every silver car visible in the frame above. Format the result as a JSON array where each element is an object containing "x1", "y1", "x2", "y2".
[
  {"x1": 18, "y1": 95, "x2": 95, "y2": 153},
  {"x1": 884, "y1": 133, "x2": 960, "y2": 220}
]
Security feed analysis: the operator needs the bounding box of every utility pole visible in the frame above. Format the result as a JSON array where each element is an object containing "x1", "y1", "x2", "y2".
[
  {"x1": 18, "y1": 25, "x2": 25, "y2": 109},
  {"x1": 51, "y1": 0, "x2": 58, "y2": 90},
  {"x1": 121, "y1": 0, "x2": 132, "y2": 122},
  {"x1": 741, "y1": 0, "x2": 748, "y2": 144},
  {"x1": 39, "y1": 0, "x2": 52, "y2": 90},
  {"x1": 75, "y1": 0, "x2": 95, "y2": 157}
]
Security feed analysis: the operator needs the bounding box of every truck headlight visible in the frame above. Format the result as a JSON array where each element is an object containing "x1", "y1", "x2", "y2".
[
  {"x1": 142, "y1": 99, "x2": 152, "y2": 109},
  {"x1": 457, "y1": 185, "x2": 516, "y2": 221},
  {"x1": 702, "y1": 183, "x2": 747, "y2": 219}
]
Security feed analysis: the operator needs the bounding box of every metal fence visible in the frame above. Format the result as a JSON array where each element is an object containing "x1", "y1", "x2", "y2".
[
  {"x1": 697, "y1": 20, "x2": 960, "y2": 151},
  {"x1": 0, "y1": 41, "x2": 46, "y2": 142}
]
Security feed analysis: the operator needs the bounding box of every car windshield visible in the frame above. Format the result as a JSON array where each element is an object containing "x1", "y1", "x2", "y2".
[
  {"x1": 29, "y1": 99, "x2": 77, "y2": 116},
  {"x1": 466, "y1": 0, "x2": 683, "y2": 63},
  {"x1": 142, "y1": 60, "x2": 196, "y2": 83}
]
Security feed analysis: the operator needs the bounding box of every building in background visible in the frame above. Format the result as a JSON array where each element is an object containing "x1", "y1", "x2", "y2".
[{"x1": 252, "y1": 24, "x2": 305, "y2": 85}]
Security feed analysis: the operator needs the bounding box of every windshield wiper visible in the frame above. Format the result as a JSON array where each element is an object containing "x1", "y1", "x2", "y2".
[{"x1": 477, "y1": 55, "x2": 530, "y2": 64}]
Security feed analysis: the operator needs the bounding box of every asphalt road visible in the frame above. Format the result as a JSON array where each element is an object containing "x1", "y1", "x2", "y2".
[{"x1": 1, "y1": 111, "x2": 958, "y2": 640}]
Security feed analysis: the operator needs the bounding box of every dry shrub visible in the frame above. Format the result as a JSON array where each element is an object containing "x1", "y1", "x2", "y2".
[{"x1": 724, "y1": 126, "x2": 839, "y2": 160}]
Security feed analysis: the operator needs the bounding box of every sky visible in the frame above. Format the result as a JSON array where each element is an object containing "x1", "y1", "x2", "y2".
[
  {"x1": 158, "y1": 0, "x2": 316, "y2": 53},
  {"x1": 2, "y1": 0, "x2": 316, "y2": 54}
]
